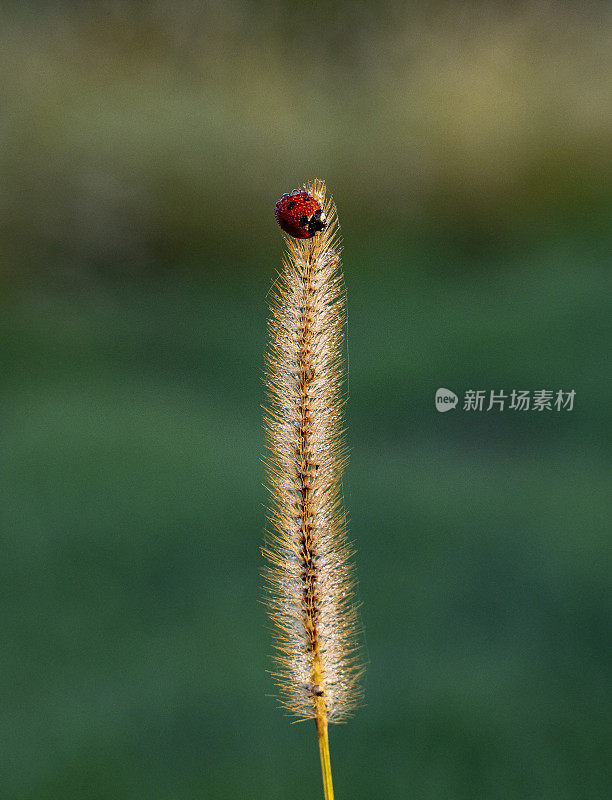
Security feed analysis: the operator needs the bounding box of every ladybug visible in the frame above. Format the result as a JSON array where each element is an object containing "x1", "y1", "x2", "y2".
[{"x1": 275, "y1": 190, "x2": 327, "y2": 239}]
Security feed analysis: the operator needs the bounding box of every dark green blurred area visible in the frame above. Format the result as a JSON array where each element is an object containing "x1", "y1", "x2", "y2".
[{"x1": 1, "y1": 2, "x2": 611, "y2": 799}]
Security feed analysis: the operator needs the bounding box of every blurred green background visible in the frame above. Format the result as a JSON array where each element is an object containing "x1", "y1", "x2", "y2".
[{"x1": 2, "y1": 2, "x2": 611, "y2": 798}]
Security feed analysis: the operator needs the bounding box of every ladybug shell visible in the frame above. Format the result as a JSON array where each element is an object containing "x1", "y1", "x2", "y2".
[{"x1": 275, "y1": 191, "x2": 327, "y2": 239}]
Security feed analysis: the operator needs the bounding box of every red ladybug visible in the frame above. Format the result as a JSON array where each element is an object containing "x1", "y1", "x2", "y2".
[{"x1": 275, "y1": 190, "x2": 327, "y2": 239}]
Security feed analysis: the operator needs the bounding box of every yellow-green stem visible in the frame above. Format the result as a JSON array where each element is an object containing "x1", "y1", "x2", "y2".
[{"x1": 316, "y1": 709, "x2": 334, "y2": 800}]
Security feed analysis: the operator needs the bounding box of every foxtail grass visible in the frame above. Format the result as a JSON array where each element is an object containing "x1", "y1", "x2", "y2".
[{"x1": 263, "y1": 179, "x2": 362, "y2": 799}]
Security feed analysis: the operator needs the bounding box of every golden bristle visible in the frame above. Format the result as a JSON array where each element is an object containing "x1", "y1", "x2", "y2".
[{"x1": 263, "y1": 179, "x2": 362, "y2": 725}]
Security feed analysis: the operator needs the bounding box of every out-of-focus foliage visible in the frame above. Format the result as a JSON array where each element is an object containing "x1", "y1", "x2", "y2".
[
  {"x1": 1, "y1": 3, "x2": 611, "y2": 800},
  {"x1": 1, "y1": 1, "x2": 611, "y2": 279}
]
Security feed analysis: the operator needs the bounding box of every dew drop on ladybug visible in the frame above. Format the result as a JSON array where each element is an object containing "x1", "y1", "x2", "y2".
[{"x1": 275, "y1": 190, "x2": 327, "y2": 239}]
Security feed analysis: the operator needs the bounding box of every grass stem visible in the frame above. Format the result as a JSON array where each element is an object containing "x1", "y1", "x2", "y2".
[
  {"x1": 316, "y1": 708, "x2": 334, "y2": 800},
  {"x1": 264, "y1": 179, "x2": 362, "y2": 798}
]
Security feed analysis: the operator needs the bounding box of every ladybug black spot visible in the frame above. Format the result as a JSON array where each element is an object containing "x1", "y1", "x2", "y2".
[
  {"x1": 298, "y1": 215, "x2": 308, "y2": 228},
  {"x1": 287, "y1": 201, "x2": 296, "y2": 209}
]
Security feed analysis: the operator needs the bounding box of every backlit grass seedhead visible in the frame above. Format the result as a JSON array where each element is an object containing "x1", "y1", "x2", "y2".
[{"x1": 263, "y1": 179, "x2": 362, "y2": 726}]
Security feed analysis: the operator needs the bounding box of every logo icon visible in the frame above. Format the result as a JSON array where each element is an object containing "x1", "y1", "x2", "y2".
[{"x1": 435, "y1": 388, "x2": 458, "y2": 412}]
